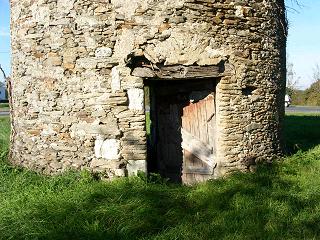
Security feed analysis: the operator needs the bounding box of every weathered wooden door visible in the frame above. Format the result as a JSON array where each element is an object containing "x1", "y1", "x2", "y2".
[
  {"x1": 181, "y1": 91, "x2": 215, "y2": 184},
  {"x1": 148, "y1": 80, "x2": 216, "y2": 184},
  {"x1": 152, "y1": 92, "x2": 184, "y2": 183}
]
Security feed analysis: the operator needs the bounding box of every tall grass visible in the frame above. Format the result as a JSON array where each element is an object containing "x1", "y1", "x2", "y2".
[
  {"x1": 0, "y1": 116, "x2": 10, "y2": 159},
  {"x1": 0, "y1": 115, "x2": 319, "y2": 239}
]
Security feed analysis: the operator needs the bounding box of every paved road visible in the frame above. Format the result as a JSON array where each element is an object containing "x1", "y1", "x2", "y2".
[
  {"x1": 286, "y1": 106, "x2": 320, "y2": 114},
  {"x1": 0, "y1": 111, "x2": 9, "y2": 116}
]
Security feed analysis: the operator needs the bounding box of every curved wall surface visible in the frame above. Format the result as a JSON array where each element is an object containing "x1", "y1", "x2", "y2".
[{"x1": 10, "y1": 0, "x2": 286, "y2": 178}]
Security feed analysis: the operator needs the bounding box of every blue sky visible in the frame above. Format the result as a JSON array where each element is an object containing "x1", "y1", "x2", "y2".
[
  {"x1": 0, "y1": 0, "x2": 10, "y2": 83},
  {"x1": 0, "y1": 0, "x2": 319, "y2": 89},
  {"x1": 286, "y1": 0, "x2": 320, "y2": 89}
]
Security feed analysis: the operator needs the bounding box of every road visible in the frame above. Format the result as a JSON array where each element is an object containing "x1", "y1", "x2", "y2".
[
  {"x1": 286, "y1": 106, "x2": 320, "y2": 114},
  {"x1": 0, "y1": 111, "x2": 9, "y2": 116}
]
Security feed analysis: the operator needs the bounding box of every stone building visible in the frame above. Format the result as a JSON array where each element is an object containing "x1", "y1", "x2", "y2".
[{"x1": 10, "y1": 0, "x2": 287, "y2": 184}]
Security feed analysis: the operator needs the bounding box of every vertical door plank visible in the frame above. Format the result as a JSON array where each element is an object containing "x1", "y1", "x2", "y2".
[{"x1": 181, "y1": 90, "x2": 215, "y2": 184}]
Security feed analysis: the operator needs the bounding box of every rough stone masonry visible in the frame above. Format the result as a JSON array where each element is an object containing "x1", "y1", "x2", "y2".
[{"x1": 10, "y1": 0, "x2": 287, "y2": 179}]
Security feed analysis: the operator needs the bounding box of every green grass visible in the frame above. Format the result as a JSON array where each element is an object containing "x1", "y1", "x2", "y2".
[
  {"x1": 0, "y1": 103, "x2": 9, "y2": 112},
  {"x1": 0, "y1": 116, "x2": 10, "y2": 158},
  {"x1": 0, "y1": 115, "x2": 320, "y2": 239},
  {"x1": 284, "y1": 113, "x2": 320, "y2": 154}
]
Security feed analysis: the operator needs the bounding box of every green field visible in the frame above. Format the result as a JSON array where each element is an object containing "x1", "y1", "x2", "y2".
[
  {"x1": 0, "y1": 103, "x2": 9, "y2": 112},
  {"x1": 0, "y1": 116, "x2": 10, "y2": 157},
  {"x1": 0, "y1": 114, "x2": 320, "y2": 240}
]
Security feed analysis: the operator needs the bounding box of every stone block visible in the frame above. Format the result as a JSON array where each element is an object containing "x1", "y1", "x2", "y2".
[
  {"x1": 94, "y1": 137, "x2": 104, "y2": 158},
  {"x1": 75, "y1": 16, "x2": 102, "y2": 28},
  {"x1": 50, "y1": 143, "x2": 78, "y2": 152},
  {"x1": 127, "y1": 88, "x2": 144, "y2": 111},
  {"x1": 123, "y1": 153, "x2": 147, "y2": 161},
  {"x1": 57, "y1": 0, "x2": 75, "y2": 13},
  {"x1": 95, "y1": 138, "x2": 120, "y2": 160},
  {"x1": 95, "y1": 47, "x2": 113, "y2": 58},
  {"x1": 95, "y1": 6, "x2": 108, "y2": 14},
  {"x1": 70, "y1": 121, "x2": 121, "y2": 138},
  {"x1": 123, "y1": 130, "x2": 146, "y2": 140},
  {"x1": 45, "y1": 55, "x2": 62, "y2": 66},
  {"x1": 63, "y1": 48, "x2": 78, "y2": 64},
  {"x1": 127, "y1": 160, "x2": 147, "y2": 176},
  {"x1": 90, "y1": 159, "x2": 122, "y2": 169},
  {"x1": 101, "y1": 139, "x2": 120, "y2": 160},
  {"x1": 114, "y1": 169, "x2": 126, "y2": 177},
  {"x1": 245, "y1": 123, "x2": 262, "y2": 132},
  {"x1": 111, "y1": 67, "x2": 121, "y2": 92},
  {"x1": 76, "y1": 58, "x2": 97, "y2": 69}
]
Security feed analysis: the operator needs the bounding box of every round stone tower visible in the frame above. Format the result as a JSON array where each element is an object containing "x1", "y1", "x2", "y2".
[{"x1": 10, "y1": 0, "x2": 286, "y2": 183}]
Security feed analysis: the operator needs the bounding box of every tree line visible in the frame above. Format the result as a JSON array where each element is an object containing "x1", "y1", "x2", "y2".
[{"x1": 287, "y1": 64, "x2": 320, "y2": 106}]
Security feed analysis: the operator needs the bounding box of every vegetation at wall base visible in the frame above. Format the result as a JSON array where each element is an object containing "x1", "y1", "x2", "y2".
[{"x1": 0, "y1": 115, "x2": 320, "y2": 240}]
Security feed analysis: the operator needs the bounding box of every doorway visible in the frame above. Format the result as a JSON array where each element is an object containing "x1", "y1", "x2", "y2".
[{"x1": 145, "y1": 79, "x2": 217, "y2": 184}]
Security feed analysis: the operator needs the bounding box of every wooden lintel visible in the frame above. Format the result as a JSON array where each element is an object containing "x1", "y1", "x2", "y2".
[{"x1": 132, "y1": 65, "x2": 224, "y2": 79}]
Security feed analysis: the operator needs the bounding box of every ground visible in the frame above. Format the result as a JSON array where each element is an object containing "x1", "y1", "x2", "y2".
[{"x1": 0, "y1": 113, "x2": 320, "y2": 240}]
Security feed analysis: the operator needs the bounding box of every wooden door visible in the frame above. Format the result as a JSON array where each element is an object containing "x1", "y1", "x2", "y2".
[
  {"x1": 154, "y1": 93, "x2": 184, "y2": 183},
  {"x1": 181, "y1": 91, "x2": 216, "y2": 184},
  {"x1": 148, "y1": 80, "x2": 216, "y2": 184}
]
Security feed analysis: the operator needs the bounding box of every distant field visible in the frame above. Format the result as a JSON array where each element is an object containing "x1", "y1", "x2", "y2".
[
  {"x1": 284, "y1": 113, "x2": 320, "y2": 154},
  {"x1": 0, "y1": 114, "x2": 319, "y2": 239},
  {"x1": 0, "y1": 103, "x2": 9, "y2": 112}
]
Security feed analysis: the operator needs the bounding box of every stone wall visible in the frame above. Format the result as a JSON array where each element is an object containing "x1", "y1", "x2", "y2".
[{"x1": 10, "y1": 0, "x2": 286, "y2": 178}]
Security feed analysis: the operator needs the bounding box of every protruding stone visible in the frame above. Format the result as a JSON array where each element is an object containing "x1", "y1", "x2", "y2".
[
  {"x1": 111, "y1": 67, "x2": 121, "y2": 92},
  {"x1": 127, "y1": 160, "x2": 147, "y2": 176},
  {"x1": 76, "y1": 58, "x2": 97, "y2": 69},
  {"x1": 127, "y1": 88, "x2": 144, "y2": 111},
  {"x1": 101, "y1": 139, "x2": 120, "y2": 160},
  {"x1": 94, "y1": 137, "x2": 120, "y2": 160},
  {"x1": 95, "y1": 47, "x2": 113, "y2": 58}
]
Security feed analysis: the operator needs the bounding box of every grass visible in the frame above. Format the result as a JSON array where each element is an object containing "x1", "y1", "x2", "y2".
[
  {"x1": 0, "y1": 114, "x2": 319, "y2": 239},
  {"x1": 285, "y1": 113, "x2": 320, "y2": 154},
  {"x1": 0, "y1": 116, "x2": 10, "y2": 158},
  {"x1": 0, "y1": 103, "x2": 9, "y2": 112}
]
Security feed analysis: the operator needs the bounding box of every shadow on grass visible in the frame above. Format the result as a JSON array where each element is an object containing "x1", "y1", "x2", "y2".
[
  {"x1": 2, "y1": 154, "x2": 320, "y2": 240},
  {"x1": 284, "y1": 114, "x2": 320, "y2": 154},
  {"x1": 1, "y1": 115, "x2": 320, "y2": 239}
]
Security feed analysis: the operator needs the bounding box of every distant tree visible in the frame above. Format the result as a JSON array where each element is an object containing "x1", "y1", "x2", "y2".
[
  {"x1": 286, "y1": 61, "x2": 300, "y2": 96},
  {"x1": 311, "y1": 64, "x2": 320, "y2": 82},
  {"x1": 304, "y1": 64, "x2": 320, "y2": 106}
]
